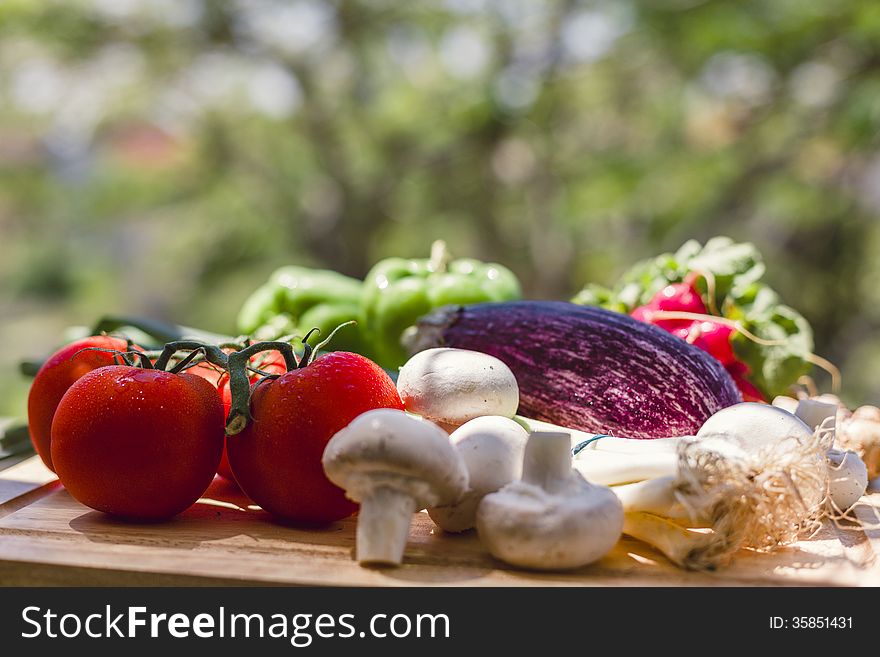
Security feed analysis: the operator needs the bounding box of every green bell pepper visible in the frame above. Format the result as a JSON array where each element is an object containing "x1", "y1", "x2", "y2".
[
  {"x1": 237, "y1": 266, "x2": 370, "y2": 355},
  {"x1": 362, "y1": 242, "x2": 521, "y2": 369}
]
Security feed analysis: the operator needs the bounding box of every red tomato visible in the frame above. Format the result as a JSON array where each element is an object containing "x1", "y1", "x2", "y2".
[
  {"x1": 189, "y1": 351, "x2": 287, "y2": 482},
  {"x1": 50, "y1": 366, "x2": 224, "y2": 520},
  {"x1": 227, "y1": 351, "x2": 404, "y2": 524},
  {"x1": 186, "y1": 360, "x2": 227, "y2": 388},
  {"x1": 187, "y1": 359, "x2": 234, "y2": 480},
  {"x1": 27, "y1": 335, "x2": 137, "y2": 472}
]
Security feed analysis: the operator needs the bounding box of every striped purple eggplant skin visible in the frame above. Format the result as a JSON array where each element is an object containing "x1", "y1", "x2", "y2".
[{"x1": 409, "y1": 301, "x2": 742, "y2": 439}]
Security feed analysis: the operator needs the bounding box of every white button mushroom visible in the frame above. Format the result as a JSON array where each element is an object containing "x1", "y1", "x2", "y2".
[
  {"x1": 428, "y1": 416, "x2": 528, "y2": 533},
  {"x1": 476, "y1": 431, "x2": 624, "y2": 571},
  {"x1": 322, "y1": 409, "x2": 468, "y2": 566},
  {"x1": 397, "y1": 348, "x2": 519, "y2": 431}
]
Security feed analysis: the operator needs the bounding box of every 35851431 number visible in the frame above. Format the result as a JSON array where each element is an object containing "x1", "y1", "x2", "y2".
[{"x1": 770, "y1": 617, "x2": 853, "y2": 629}]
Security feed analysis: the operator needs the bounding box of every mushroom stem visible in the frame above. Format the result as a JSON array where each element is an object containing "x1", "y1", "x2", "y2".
[
  {"x1": 356, "y1": 486, "x2": 418, "y2": 565},
  {"x1": 521, "y1": 431, "x2": 572, "y2": 491},
  {"x1": 477, "y1": 431, "x2": 625, "y2": 570}
]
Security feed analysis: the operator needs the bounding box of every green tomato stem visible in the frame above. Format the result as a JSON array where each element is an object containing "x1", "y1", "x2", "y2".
[
  {"x1": 152, "y1": 340, "x2": 230, "y2": 373},
  {"x1": 224, "y1": 341, "x2": 299, "y2": 436},
  {"x1": 310, "y1": 320, "x2": 357, "y2": 361},
  {"x1": 297, "y1": 328, "x2": 321, "y2": 368}
]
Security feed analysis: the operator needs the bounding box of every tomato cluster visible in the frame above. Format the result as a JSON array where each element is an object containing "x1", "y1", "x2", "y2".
[
  {"x1": 629, "y1": 279, "x2": 766, "y2": 402},
  {"x1": 27, "y1": 337, "x2": 403, "y2": 522}
]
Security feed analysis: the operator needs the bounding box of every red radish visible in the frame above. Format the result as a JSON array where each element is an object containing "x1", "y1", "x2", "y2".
[
  {"x1": 652, "y1": 282, "x2": 706, "y2": 313},
  {"x1": 736, "y1": 379, "x2": 766, "y2": 403},
  {"x1": 630, "y1": 305, "x2": 655, "y2": 323},
  {"x1": 649, "y1": 282, "x2": 707, "y2": 330},
  {"x1": 629, "y1": 279, "x2": 760, "y2": 398},
  {"x1": 669, "y1": 320, "x2": 737, "y2": 366},
  {"x1": 671, "y1": 322, "x2": 697, "y2": 343},
  {"x1": 692, "y1": 321, "x2": 736, "y2": 366}
]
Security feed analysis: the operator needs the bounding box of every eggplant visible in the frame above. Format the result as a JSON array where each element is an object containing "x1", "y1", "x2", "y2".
[{"x1": 407, "y1": 301, "x2": 741, "y2": 439}]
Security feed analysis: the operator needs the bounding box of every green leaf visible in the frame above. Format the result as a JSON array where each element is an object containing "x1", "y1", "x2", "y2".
[
  {"x1": 689, "y1": 236, "x2": 760, "y2": 276},
  {"x1": 731, "y1": 299, "x2": 814, "y2": 399},
  {"x1": 613, "y1": 252, "x2": 680, "y2": 309},
  {"x1": 571, "y1": 283, "x2": 613, "y2": 307},
  {"x1": 687, "y1": 237, "x2": 763, "y2": 302},
  {"x1": 571, "y1": 284, "x2": 627, "y2": 313},
  {"x1": 673, "y1": 239, "x2": 703, "y2": 263}
]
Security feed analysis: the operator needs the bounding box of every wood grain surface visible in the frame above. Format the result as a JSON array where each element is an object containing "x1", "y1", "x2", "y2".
[{"x1": 1, "y1": 457, "x2": 878, "y2": 586}]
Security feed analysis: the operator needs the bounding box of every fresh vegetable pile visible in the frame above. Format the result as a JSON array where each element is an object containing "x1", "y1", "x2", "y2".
[
  {"x1": 572, "y1": 237, "x2": 825, "y2": 402},
  {"x1": 325, "y1": 347, "x2": 870, "y2": 571},
  {"x1": 12, "y1": 237, "x2": 877, "y2": 575}
]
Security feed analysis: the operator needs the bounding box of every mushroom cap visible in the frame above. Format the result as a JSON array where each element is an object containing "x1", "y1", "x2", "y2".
[
  {"x1": 476, "y1": 473, "x2": 624, "y2": 570},
  {"x1": 397, "y1": 348, "x2": 519, "y2": 427},
  {"x1": 428, "y1": 416, "x2": 528, "y2": 532},
  {"x1": 697, "y1": 402, "x2": 813, "y2": 449},
  {"x1": 322, "y1": 408, "x2": 468, "y2": 509},
  {"x1": 450, "y1": 416, "x2": 528, "y2": 493}
]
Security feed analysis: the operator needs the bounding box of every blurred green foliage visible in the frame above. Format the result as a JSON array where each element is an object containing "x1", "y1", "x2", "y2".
[{"x1": 1, "y1": 0, "x2": 879, "y2": 416}]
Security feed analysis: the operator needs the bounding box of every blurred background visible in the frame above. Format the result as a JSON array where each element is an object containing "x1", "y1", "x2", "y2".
[{"x1": 1, "y1": 0, "x2": 879, "y2": 417}]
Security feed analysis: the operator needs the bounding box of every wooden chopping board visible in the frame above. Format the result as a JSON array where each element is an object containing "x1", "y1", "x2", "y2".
[{"x1": 1, "y1": 456, "x2": 878, "y2": 586}]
